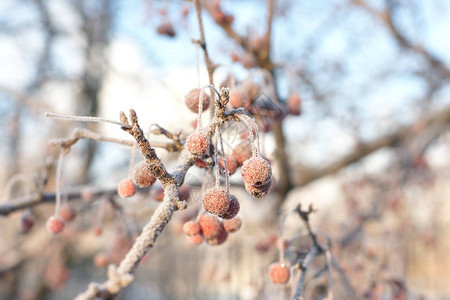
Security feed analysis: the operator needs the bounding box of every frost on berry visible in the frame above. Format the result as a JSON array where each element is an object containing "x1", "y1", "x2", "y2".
[
  {"x1": 59, "y1": 205, "x2": 76, "y2": 222},
  {"x1": 219, "y1": 194, "x2": 240, "y2": 220},
  {"x1": 202, "y1": 187, "x2": 230, "y2": 216},
  {"x1": 223, "y1": 216, "x2": 242, "y2": 233},
  {"x1": 241, "y1": 157, "x2": 272, "y2": 187},
  {"x1": 94, "y1": 252, "x2": 109, "y2": 268},
  {"x1": 188, "y1": 234, "x2": 204, "y2": 245},
  {"x1": 245, "y1": 178, "x2": 272, "y2": 198},
  {"x1": 186, "y1": 130, "x2": 209, "y2": 156},
  {"x1": 268, "y1": 263, "x2": 291, "y2": 284},
  {"x1": 46, "y1": 216, "x2": 65, "y2": 234},
  {"x1": 198, "y1": 214, "x2": 221, "y2": 239},
  {"x1": 232, "y1": 140, "x2": 252, "y2": 165},
  {"x1": 132, "y1": 161, "x2": 157, "y2": 188},
  {"x1": 287, "y1": 92, "x2": 301, "y2": 116},
  {"x1": 219, "y1": 155, "x2": 238, "y2": 175},
  {"x1": 229, "y1": 88, "x2": 248, "y2": 108},
  {"x1": 185, "y1": 88, "x2": 210, "y2": 113},
  {"x1": 117, "y1": 179, "x2": 136, "y2": 198},
  {"x1": 206, "y1": 224, "x2": 228, "y2": 246},
  {"x1": 183, "y1": 221, "x2": 200, "y2": 236}
]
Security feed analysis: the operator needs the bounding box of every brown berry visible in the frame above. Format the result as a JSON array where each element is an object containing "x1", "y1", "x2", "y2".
[
  {"x1": 186, "y1": 130, "x2": 209, "y2": 155},
  {"x1": 183, "y1": 221, "x2": 200, "y2": 236},
  {"x1": 131, "y1": 161, "x2": 157, "y2": 188},
  {"x1": 21, "y1": 212, "x2": 35, "y2": 232},
  {"x1": 46, "y1": 216, "x2": 65, "y2": 234},
  {"x1": 220, "y1": 194, "x2": 240, "y2": 220},
  {"x1": 117, "y1": 179, "x2": 136, "y2": 198},
  {"x1": 198, "y1": 214, "x2": 221, "y2": 239},
  {"x1": 151, "y1": 186, "x2": 165, "y2": 201},
  {"x1": 229, "y1": 88, "x2": 248, "y2": 108},
  {"x1": 241, "y1": 157, "x2": 272, "y2": 187},
  {"x1": 219, "y1": 155, "x2": 238, "y2": 175},
  {"x1": 156, "y1": 22, "x2": 175, "y2": 37},
  {"x1": 185, "y1": 88, "x2": 210, "y2": 113},
  {"x1": 268, "y1": 263, "x2": 291, "y2": 284},
  {"x1": 202, "y1": 187, "x2": 230, "y2": 216},
  {"x1": 245, "y1": 178, "x2": 272, "y2": 198},
  {"x1": 195, "y1": 158, "x2": 208, "y2": 169},
  {"x1": 232, "y1": 140, "x2": 252, "y2": 165},
  {"x1": 178, "y1": 185, "x2": 191, "y2": 201},
  {"x1": 59, "y1": 205, "x2": 76, "y2": 222},
  {"x1": 223, "y1": 216, "x2": 242, "y2": 233},
  {"x1": 188, "y1": 234, "x2": 204, "y2": 245},
  {"x1": 287, "y1": 92, "x2": 301, "y2": 116},
  {"x1": 206, "y1": 224, "x2": 228, "y2": 246}
]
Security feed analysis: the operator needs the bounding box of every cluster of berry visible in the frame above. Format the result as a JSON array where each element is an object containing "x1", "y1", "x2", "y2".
[{"x1": 182, "y1": 215, "x2": 242, "y2": 246}]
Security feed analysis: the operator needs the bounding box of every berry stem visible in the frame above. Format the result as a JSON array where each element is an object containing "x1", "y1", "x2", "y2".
[
  {"x1": 217, "y1": 128, "x2": 230, "y2": 193},
  {"x1": 240, "y1": 114, "x2": 262, "y2": 157},
  {"x1": 128, "y1": 143, "x2": 136, "y2": 179},
  {"x1": 238, "y1": 115, "x2": 257, "y2": 157},
  {"x1": 54, "y1": 150, "x2": 64, "y2": 217},
  {"x1": 45, "y1": 112, "x2": 122, "y2": 126},
  {"x1": 214, "y1": 129, "x2": 221, "y2": 188}
]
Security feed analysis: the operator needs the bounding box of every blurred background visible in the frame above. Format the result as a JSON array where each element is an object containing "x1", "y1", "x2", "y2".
[{"x1": 0, "y1": 0, "x2": 449, "y2": 299}]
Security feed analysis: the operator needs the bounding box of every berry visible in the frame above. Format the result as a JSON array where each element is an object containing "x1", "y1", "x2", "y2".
[
  {"x1": 241, "y1": 80, "x2": 260, "y2": 105},
  {"x1": 178, "y1": 185, "x2": 191, "y2": 201},
  {"x1": 202, "y1": 187, "x2": 230, "y2": 216},
  {"x1": 287, "y1": 92, "x2": 301, "y2": 116},
  {"x1": 21, "y1": 212, "x2": 35, "y2": 232},
  {"x1": 198, "y1": 214, "x2": 221, "y2": 239},
  {"x1": 46, "y1": 216, "x2": 65, "y2": 234},
  {"x1": 241, "y1": 157, "x2": 272, "y2": 187},
  {"x1": 195, "y1": 158, "x2": 208, "y2": 169},
  {"x1": 245, "y1": 178, "x2": 272, "y2": 198},
  {"x1": 93, "y1": 226, "x2": 103, "y2": 236},
  {"x1": 229, "y1": 88, "x2": 248, "y2": 108},
  {"x1": 188, "y1": 234, "x2": 204, "y2": 245},
  {"x1": 156, "y1": 22, "x2": 175, "y2": 37},
  {"x1": 183, "y1": 221, "x2": 200, "y2": 236},
  {"x1": 206, "y1": 224, "x2": 228, "y2": 246},
  {"x1": 185, "y1": 88, "x2": 210, "y2": 113},
  {"x1": 232, "y1": 140, "x2": 252, "y2": 165},
  {"x1": 268, "y1": 263, "x2": 291, "y2": 284},
  {"x1": 94, "y1": 253, "x2": 109, "y2": 268},
  {"x1": 117, "y1": 179, "x2": 136, "y2": 198},
  {"x1": 220, "y1": 194, "x2": 240, "y2": 220},
  {"x1": 223, "y1": 216, "x2": 242, "y2": 233},
  {"x1": 132, "y1": 161, "x2": 157, "y2": 188},
  {"x1": 59, "y1": 205, "x2": 76, "y2": 222},
  {"x1": 219, "y1": 155, "x2": 238, "y2": 175},
  {"x1": 151, "y1": 186, "x2": 165, "y2": 201},
  {"x1": 186, "y1": 130, "x2": 209, "y2": 156}
]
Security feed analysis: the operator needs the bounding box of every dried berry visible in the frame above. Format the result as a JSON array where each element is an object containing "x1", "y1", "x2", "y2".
[
  {"x1": 229, "y1": 88, "x2": 248, "y2": 108},
  {"x1": 183, "y1": 221, "x2": 200, "y2": 236},
  {"x1": 268, "y1": 263, "x2": 291, "y2": 284},
  {"x1": 198, "y1": 214, "x2": 221, "y2": 239},
  {"x1": 117, "y1": 179, "x2": 136, "y2": 198},
  {"x1": 223, "y1": 216, "x2": 242, "y2": 233},
  {"x1": 287, "y1": 92, "x2": 301, "y2": 116},
  {"x1": 245, "y1": 178, "x2": 272, "y2": 198},
  {"x1": 219, "y1": 155, "x2": 238, "y2": 175},
  {"x1": 220, "y1": 194, "x2": 240, "y2": 220},
  {"x1": 132, "y1": 161, "x2": 157, "y2": 188},
  {"x1": 185, "y1": 88, "x2": 210, "y2": 113},
  {"x1": 188, "y1": 234, "x2": 204, "y2": 245},
  {"x1": 59, "y1": 205, "x2": 76, "y2": 222},
  {"x1": 241, "y1": 157, "x2": 272, "y2": 187},
  {"x1": 186, "y1": 130, "x2": 209, "y2": 156},
  {"x1": 156, "y1": 22, "x2": 175, "y2": 37},
  {"x1": 232, "y1": 140, "x2": 252, "y2": 165},
  {"x1": 202, "y1": 187, "x2": 230, "y2": 216},
  {"x1": 46, "y1": 216, "x2": 65, "y2": 234}
]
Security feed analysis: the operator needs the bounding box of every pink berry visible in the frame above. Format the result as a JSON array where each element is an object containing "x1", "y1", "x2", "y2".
[
  {"x1": 59, "y1": 205, "x2": 76, "y2": 222},
  {"x1": 93, "y1": 226, "x2": 103, "y2": 236},
  {"x1": 219, "y1": 155, "x2": 238, "y2": 175},
  {"x1": 151, "y1": 186, "x2": 165, "y2": 201},
  {"x1": 241, "y1": 157, "x2": 272, "y2": 187},
  {"x1": 183, "y1": 221, "x2": 200, "y2": 236},
  {"x1": 223, "y1": 216, "x2": 242, "y2": 233},
  {"x1": 287, "y1": 92, "x2": 301, "y2": 116},
  {"x1": 132, "y1": 161, "x2": 157, "y2": 188},
  {"x1": 186, "y1": 130, "x2": 209, "y2": 156},
  {"x1": 232, "y1": 140, "x2": 252, "y2": 165},
  {"x1": 94, "y1": 252, "x2": 109, "y2": 268},
  {"x1": 268, "y1": 263, "x2": 291, "y2": 284},
  {"x1": 185, "y1": 88, "x2": 210, "y2": 113},
  {"x1": 46, "y1": 216, "x2": 65, "y2": 234},
  {"x1": 117, "y1": 179, "x2": 136, "y2": 198},
  {"x1": 229, "y1": 88, "x2": 248, "y2": 108},
  {"x1": 198, "y1": 214, "x2": 221, "y2": 239},
  {"x1": 206, "y1": 224, "x2": 228, "y2": 246},
  {"x1": 195, "y1": 158, "x2": 208, "y2": 169},
  {"x1": 188, "y1": 234, "x2": 204, "y2": 245},
  {"x1": 245, "y1": 178, "x2": 272, "y2": 198},
  {"x1": 219, "y1": 194, "x2": 240, "y2": 220},
  {"x1": 156, "y1": 22, "x2": 175, "y2": 37},
  {"x1": 178, "y1": 185, "x2": 191, "y2": 201},
  {"x1": 202, "y1": 187, "x2": 230, "y2": 216}
]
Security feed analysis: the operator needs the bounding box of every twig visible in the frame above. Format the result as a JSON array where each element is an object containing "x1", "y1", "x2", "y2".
[{"x1": 291, "y1": 246, "x2": 319, "y2": 300}]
